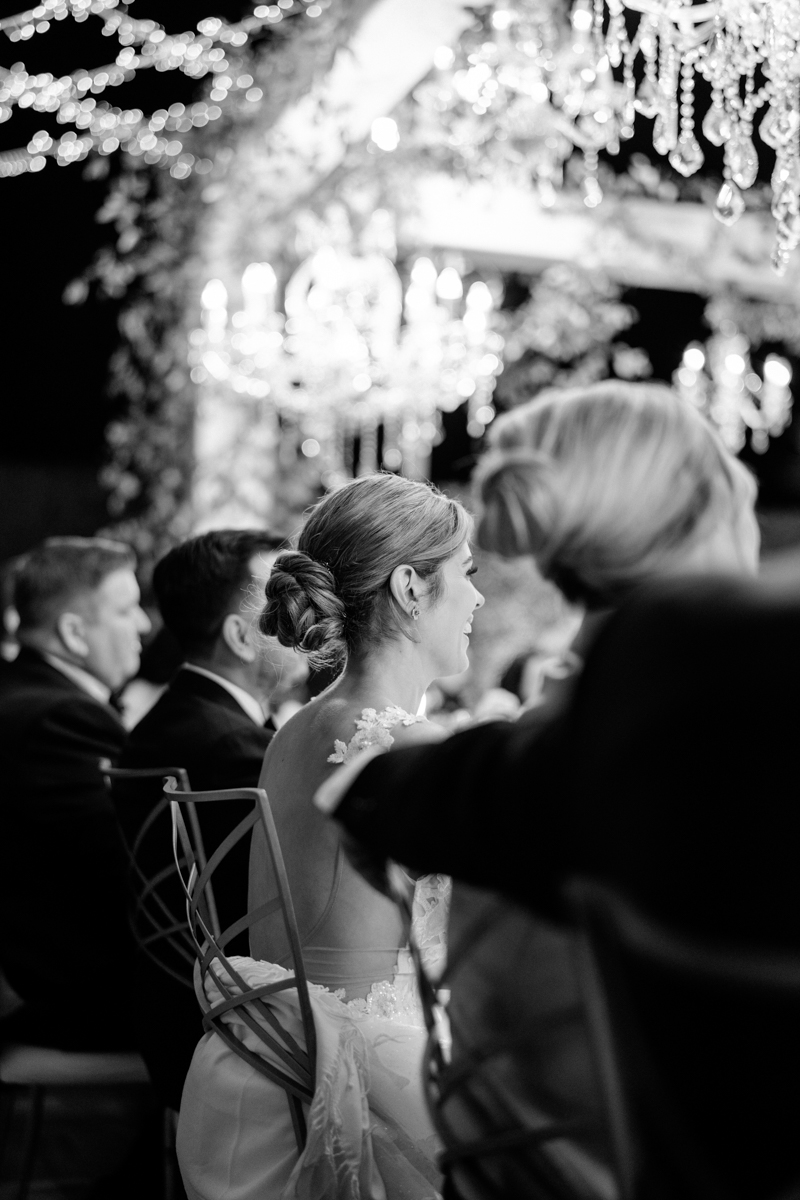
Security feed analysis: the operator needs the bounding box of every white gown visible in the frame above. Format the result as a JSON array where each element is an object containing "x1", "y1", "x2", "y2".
[{"x1": 177, "y1": 706, "x2": 450, "y2": 1200}]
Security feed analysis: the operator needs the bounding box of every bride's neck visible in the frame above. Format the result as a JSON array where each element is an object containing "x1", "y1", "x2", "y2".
[{"x1": 334, "y1": 641, "x2": 430, "y2": 715}]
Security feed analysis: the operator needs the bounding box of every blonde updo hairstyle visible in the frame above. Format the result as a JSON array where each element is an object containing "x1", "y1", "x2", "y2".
[
  {"x1": 260, "y1": 473, "x2": 471, "y2": 667},
  {"x1": 476, "y1": 381, "x2": 756, "y2": 609}
]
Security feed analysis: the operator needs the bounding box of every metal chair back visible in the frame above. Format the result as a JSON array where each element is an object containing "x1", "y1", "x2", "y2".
[
  {"x1": 100, "y1": 761, "x2": 218, "y2": 989},
  {"x1": 167, "y1": 781, "x2": 317, "y2": 1150},
  {"x1": 389, "y1": 870, "x2": 600, "y2": 1200},
  {"x1": 566, "y1": 878, "x2": 800, "y2": 1200}
]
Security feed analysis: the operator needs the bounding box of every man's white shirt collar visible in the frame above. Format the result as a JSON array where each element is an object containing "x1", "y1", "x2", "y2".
[
  {"x1": 43, "y1": 653, "x2": 112, "y2": 706},
  {"x1": 181, "y1": 663, "x2": 265, "y2": 726}
]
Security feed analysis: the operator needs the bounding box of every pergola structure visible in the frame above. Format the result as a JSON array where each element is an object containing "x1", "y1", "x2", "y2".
[{"x1": 186, "y1": 0, "x2": 800, "y2": 530}]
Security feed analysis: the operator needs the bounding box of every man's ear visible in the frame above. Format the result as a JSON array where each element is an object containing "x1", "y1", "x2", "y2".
[
  {"x1": 56, "y1": 611, "x2": 89, "y2": 660},
  {"x1": 388, "y1": 564, "x2": 423, "y2": 614},
  {"x1": 221, "y1": 612, "x2": 257, "y2": 663}
]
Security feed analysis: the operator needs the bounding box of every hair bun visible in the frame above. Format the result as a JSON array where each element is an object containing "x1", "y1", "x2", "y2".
[
  {"x1": 476, "y1": 449, "x2": 557, "y2": 560},
  {"x1": 259, "y1": 550, "x2": 347, "y2": 667}
]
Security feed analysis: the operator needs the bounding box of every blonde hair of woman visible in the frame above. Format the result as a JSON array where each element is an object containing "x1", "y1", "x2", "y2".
[{"x1": 477, "y1": 380, "x2": 759, "y2": 608}]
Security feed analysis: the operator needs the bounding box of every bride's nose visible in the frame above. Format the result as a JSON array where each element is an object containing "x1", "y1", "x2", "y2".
[{"x1": 473, "y1": 588, "x2": 485, "y2": 610}]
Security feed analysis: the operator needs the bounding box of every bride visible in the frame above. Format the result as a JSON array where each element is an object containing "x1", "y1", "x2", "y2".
[{"x1": 177, "y1": 472, "x2": 483, "y2": 1199}]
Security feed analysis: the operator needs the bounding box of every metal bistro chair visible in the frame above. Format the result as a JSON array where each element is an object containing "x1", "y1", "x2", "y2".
[
  {"x1": 100, "y1": 761, "x2": 220, "y2": 988},
  {"x1": 566, "y1": 878, "x2": 800, "y2": 1200},
  {"x1": 388, "y1": 870, "x2": 606, "y2": 1200},
  {"x1": 167, "y1": 781, "x2": 317, "y2": 1151}
]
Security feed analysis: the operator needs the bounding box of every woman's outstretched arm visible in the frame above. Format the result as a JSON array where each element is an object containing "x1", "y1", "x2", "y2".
[{"x1": 320, "y1": 712, "x2": 572, "y2": 918}]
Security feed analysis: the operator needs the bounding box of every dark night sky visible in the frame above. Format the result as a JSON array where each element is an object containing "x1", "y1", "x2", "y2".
[{"x1": 0, "y1": 1, "x2": 249, "y2": 464}]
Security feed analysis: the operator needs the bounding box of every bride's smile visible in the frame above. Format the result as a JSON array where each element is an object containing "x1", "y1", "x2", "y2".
[{"x1": 418, "y1": 541, "x2": 484, "y2": 679}]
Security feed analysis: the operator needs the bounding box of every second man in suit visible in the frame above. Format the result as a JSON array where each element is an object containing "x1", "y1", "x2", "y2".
[{"x1": 118, "y1": 528, "x2": 291, "y2": 1106}]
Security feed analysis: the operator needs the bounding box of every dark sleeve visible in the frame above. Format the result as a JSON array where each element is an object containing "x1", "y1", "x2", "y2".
[
  {"x1": 200, "y1": 724, "x2": 272, "y2": 792},
  {"x1": 0, "y1": 695, "x2": 134, "y2": 1015},
  {"x1": 333, "y1": 714, "x2": 572, "y2": 915},
  {"x1": 27, "y1": 695, "x2": 126, "y2": 810}
]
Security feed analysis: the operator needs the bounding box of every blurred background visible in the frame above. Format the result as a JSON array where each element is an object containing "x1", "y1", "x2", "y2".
[{"x1": 2, "y1": 0, "x2": 800, "y2": 702}]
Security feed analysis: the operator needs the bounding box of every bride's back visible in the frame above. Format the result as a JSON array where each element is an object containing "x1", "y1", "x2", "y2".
[
  {"x1": 248, "y1": 473, "x2": 472, "y2": 999},
  {"x1": 250, "y1": 690, "x2": 408, "y2": 997}
]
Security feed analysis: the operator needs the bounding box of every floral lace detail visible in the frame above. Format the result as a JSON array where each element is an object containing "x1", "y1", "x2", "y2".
[
  {"x1": 335, "y1": 948, "x2": 424, "y2": 1024},
  {"x1": 327, "y1": 703, "x2": 425, "y2": 766},
  {"x1": 413, "y1": 873, "x2": 451, "y2": 979}
]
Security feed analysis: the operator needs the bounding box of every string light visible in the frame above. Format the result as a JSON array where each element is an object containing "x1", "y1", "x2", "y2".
[{"x1": 0, "y1": 0, "x2": 329, "y2": 177}]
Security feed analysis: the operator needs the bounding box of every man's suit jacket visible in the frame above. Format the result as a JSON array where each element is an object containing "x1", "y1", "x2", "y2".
[
  {"x1": 334, "y1": 572, "x2": 800, "y2": 1199},
  {"x1": 0, "y1": 647, "x2": 134, "y2": 1050},
  {"x1": 119, "y1": 666, "x2": 273, "y2": 1107}
]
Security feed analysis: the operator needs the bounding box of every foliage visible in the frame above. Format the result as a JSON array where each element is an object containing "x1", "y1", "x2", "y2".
[
  {"x1": 705, "y1": 292, "x2": 800, "y2": 355},
  {"x1": 74, "y1": 2, "x2": 377, "y2": 580},
  {"x1": 494, "y1": 263, "x2": 651, "y2": 410}
]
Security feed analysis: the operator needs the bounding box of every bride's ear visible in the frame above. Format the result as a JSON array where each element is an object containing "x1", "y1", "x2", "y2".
[{"x1": 389, "y1": 564, "x2": 423, "y2": 616}]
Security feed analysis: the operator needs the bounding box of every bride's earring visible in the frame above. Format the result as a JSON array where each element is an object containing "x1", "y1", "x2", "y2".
[{"x1": 409, "y1": 603, "x2": 421, "y2": 620}]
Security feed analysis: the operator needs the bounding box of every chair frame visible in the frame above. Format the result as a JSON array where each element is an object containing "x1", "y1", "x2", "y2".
[
  {"x1": 100, "y1": 761, "x2": 220, "y2": 989},
  {"x1": 566, "y1": 877, "x2": 800, "y2": 1200},
  {"x1": 388, "y1": 869, "x2": 594, "y2": 1200},
  {"x1": 167, "y1": 780, "x2": 317, "y2": 1151}
]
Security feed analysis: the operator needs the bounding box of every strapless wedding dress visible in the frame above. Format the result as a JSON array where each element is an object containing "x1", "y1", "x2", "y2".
[{"x1": 177, "y1": 705, "x2": 450, "y2": 1200}]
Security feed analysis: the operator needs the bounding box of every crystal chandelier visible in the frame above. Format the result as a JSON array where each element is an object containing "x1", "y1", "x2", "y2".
[
  {"x1": 411, "y1": 0, "x2": 800, "y2": 272},
  {"x1": 588, "y1": 0, "x2": 800, "y2": 274},
  {"x1": 188, "y1": 211, "x2": 503, "y2": 513},
  {"x1": 674, "y1": 333, "x2": 793, "y2": 451}
]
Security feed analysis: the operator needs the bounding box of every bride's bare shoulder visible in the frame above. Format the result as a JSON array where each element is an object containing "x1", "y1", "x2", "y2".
[{"x1": 264, "y1": 692, "x2": 359, "y2": 759}]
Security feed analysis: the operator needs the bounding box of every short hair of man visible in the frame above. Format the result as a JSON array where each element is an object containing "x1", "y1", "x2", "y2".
[
  {"x1": 153, "y1": 529, "x2": 284, "y2": 657},
  {"x1": 14, "y1": 537, "x2": 136, "y2": 634}
]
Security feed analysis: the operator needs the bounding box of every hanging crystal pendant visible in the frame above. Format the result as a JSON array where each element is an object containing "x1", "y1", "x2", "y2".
[
  {"x1": 582, "y1": 174, "x2": 603, "y2": 208},
  {"x1": 714, "y1": 180, "x2": 745, "y2": 226},
  {"x1": 578, "y1": 112, "x2": 614, "y2": 149},
  {"x1": 771, "y1": 154, "x2": 800, "y2": 198},
  {"x1": 605, "y1": 14, "x2": 626, "y2": 66},
  {"x1": 770, "y1": 245, "x2": 790, "y2": 276},
  {"x1": 726, "y1": 133, "x2": 758, "y2": 190},
  {"x1": 772, "y1": 182, "x2": 800, "y2": 222},
  {"x1": 759, "y1": 109, "x2": 779, "y2": 149},
  {"x1": 670, "y1": 134, "x2": 704, "y2": 177},
  {"x1": 634, "y1": 78, "x2": 660, "y2": 120},
  {"x1": 653, "y1": 111, "x2": 677, "y2": 156},
  {"x1": 702, "y1": 105, "x2": 730, "y2": 148},
  {"x1": 774, "y1": 108, "x2": 800, "y2": 145},
  {"x1": 777, "y1": 212, "x2": 800, "y2": 251}
]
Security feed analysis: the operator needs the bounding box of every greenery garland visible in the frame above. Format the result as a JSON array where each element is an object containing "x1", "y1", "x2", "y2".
[{"x1": 71, "y1": 0, "x2": 377, "y2": 580}]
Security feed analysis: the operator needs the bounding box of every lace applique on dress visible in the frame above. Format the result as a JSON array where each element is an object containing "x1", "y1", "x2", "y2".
[{"x1": 327, "y1": 703, "x2": 425, "y2": 766}]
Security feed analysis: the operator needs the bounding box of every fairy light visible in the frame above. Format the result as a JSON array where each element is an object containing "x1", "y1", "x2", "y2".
[{"x1": 0, "y1": 0, "x2": 330, "y2": 177}]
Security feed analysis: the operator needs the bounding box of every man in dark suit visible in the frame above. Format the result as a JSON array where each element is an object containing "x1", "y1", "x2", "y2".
[
  {"x1": 0, "y1": 537, "x2": 150, "y2": 1050},
  {"x1": 122, "y1": 528, "x2": 286, "y2": 794},
  {"x1": 118, "y1": 528, "x2": 291, "y2": 1106},
  {"x1": 321, "y1": 568, "x2": 800, "y2": 1200}
]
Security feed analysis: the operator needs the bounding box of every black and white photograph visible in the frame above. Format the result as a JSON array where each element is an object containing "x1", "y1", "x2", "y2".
[{"x1": 1, "y1": 0, "x2": 800, "y2": 1197}]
